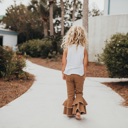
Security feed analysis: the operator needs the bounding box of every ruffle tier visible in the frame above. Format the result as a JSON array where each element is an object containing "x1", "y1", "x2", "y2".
[{"x1": 63, "y1": 97, "x2": 87, "y2": 116}]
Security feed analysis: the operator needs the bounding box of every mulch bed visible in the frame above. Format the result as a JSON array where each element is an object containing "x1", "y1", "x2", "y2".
[
  {"x1": 104, "y1": 82, "x2": 128, "y2": 106},
  {"x1": 0, "y1": 75, "x2": 34, "y2": 108}
]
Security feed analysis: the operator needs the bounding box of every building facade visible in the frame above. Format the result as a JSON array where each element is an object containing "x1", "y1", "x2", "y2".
[
  {"x1": 0, "y1": 28, "x2": 17, "y2": 47},
  {"x1": 104, "y1": 0, "x2": 128, "y2": 15}
]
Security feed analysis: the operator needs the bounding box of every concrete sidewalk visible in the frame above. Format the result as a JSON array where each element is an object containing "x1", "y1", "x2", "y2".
[{"x1": 0, "y1": 60, "x2": 128, "y2": 128}]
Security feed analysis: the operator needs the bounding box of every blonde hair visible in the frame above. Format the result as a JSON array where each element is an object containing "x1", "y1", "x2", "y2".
[{"x1": 61, "y1": 26, "x2": 88, "y2": 49}]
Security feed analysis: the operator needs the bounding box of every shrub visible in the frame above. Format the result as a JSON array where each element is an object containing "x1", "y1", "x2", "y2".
[
  {"x1": 19, "y1": 39, "x2": 43, "y2": 57},
  {"x1": 44, "y1": 35, "x2": 63, "y2": 55},
  {"x1": 0, "y1": 46, "x2": 26, "y2": 80},
  {"x1": 0, "y1": 46, "x2": 13, "y2": 78},
  {"x1": 19, "y1": 36, "x2": 63, "y2": 58},
  {"x1": 100, "y1": 33, "x2": 128, "y2": 78},
  {"x1": 19, "y1": 39, "x2": 52, "y2": 58}
]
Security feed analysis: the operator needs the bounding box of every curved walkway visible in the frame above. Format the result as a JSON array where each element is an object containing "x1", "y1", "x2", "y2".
[{"x1": 0, "y1": 60, "x2": 128, "y2": 128}]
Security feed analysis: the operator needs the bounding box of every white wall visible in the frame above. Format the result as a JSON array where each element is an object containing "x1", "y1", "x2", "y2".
[
  {"x1": 3, "y1": 34, "x2": 17, "y2": 47},
  {"x1": 0, "y1": 29, "x2": 17, "y2": 47},
  {"x1": 73, "y1": 14, "x2": 128, "y2": 62},
  {"x1": 104, "y1": 0, "x2": 128, "y2": 15},
  {"x1": 89, "y1": 14, "x2": 128, "y2": 62}
]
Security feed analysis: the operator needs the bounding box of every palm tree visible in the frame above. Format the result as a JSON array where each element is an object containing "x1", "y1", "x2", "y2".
[
  {"x1": 72, "y1": 0, "x2": 76, "y2": 22},
  {"x1": 49, "y1": 0, "x2": 54, "y2": 36},
  {"x1": 82, "y1": 0, "x2": 88, "y2": 33},
  {"x1": 39, "y1": 0, "x2": 49, "y2": 36},
  {"x1": 60, "y1": 0, "x2": 64, "y2": 36},
  {"x1": 71, "y1": 0, "x2": 83, "y2": 22},
  {"x1": 28, "y1": 0, "x2": 49, "y2": 36}
]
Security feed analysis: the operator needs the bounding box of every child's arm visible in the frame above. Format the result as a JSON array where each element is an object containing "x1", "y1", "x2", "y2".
[
  {"x1": 62, "y1": 48, "x2": 67, "y2": 80},
  {"x1": 83, "y1": 48, "x2": 88, "y2": 78}
]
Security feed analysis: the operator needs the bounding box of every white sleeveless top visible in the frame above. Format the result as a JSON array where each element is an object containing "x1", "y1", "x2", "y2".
[{"x1": 64, "y1": 44, "x2": 85, "y2": 76}]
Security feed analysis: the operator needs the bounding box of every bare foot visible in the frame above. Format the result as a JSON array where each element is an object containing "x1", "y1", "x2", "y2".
[{"x1": 75, "y1": 112, "x2": 81, "y2": 120}]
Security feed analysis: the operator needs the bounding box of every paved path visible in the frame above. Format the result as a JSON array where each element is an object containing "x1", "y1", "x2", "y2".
[{"x1": 0, "y1": 60, "x2": 128, "y2": 128}]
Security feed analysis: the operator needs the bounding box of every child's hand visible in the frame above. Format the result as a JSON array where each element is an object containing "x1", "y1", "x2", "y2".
[{"x1": 62, "y1": 73, "x2": 66, "y2": 80}]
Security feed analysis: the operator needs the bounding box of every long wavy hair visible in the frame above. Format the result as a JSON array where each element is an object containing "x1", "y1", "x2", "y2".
[{"x1": 61, "y1": 26, "x2": 88, "y2": 49}]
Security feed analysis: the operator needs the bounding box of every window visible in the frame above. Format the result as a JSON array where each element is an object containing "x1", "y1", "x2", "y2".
[{"x1": 0, "y1": 36, "x2": 3, "y2": 46}]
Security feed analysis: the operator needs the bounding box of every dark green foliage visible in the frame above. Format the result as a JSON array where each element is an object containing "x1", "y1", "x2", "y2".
[
  {"x1": 19, "y1": 36, "x2": 63, "y2": 58},
  {"x1": 0, "y1": 46, "x2": 26, "y2": 80},
  {"x1": 0, "y1": 46, "x2": 13, "y2": 77},
  {"x1": 100, "y1": 33, "x2": 128, "y2": 78},
  {"x1": 19, "y1": 39, "x2": 52, "y2": 58},
  {"x1": 44, "y1": 35, "x2": 63, "y2": 55},
  {"x1": 3, "y1": 4, "x2": 44, "y2": 44},
  {"x1": 19, "y1": 39, "x2": 43, "y2": 57}
]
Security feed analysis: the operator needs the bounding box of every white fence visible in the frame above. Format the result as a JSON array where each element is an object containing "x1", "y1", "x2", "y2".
[{"x1": 74, "y1": 14, "x2": 128, "y2": 62}]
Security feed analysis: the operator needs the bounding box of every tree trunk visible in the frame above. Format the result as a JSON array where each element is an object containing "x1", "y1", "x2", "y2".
[
  {"x1": 82, "y1": 0, "x2": 88, "y2": 33},
  {"x1": 44, "y1": 21, "x2": 48, "y2": 36},
  {"x1": 49, "y1": 0, "x2": 54, "y2": 36},
  {"x1": 60, "y1": 0, "x2": 64, "y2": 36},
  {"x1": 72, "y1": 0, "x2": 76, "y2": 22}
]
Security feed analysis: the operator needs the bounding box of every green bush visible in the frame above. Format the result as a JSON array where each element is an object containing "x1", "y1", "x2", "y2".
[
  {"x1": 44, "y1": 35, "x2": 63, "y2": 55},
  {"x1": 0, "y1": 46, "x2": 26, "y2": 80},
  {"x1": 19, "y1": 36, "x2": 63, "y2": 58},
  {"x1": 100, "y1": 33, "x2": 128, "y2": 78},
  {"x1": 19, "y1": 39, "x2": 52, "y2": 58},
  {"x1": 0, "y1": 46, "x2": 13, "y2": 77}
]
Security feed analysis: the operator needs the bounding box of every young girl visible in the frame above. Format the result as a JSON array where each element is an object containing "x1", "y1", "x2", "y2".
[{"x1": 61, "y1": 26, "x2": 88, "y2": 120}]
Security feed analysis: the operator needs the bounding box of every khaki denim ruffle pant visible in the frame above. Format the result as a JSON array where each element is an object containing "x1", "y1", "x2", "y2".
[{"x1": 63, "y1": 74, "x2": 87, "y2": 116}]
